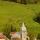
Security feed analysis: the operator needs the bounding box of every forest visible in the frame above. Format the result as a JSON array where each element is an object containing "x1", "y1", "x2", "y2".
[{"x1": 1, "y1": 0, "x2": 40, "y2": 4}]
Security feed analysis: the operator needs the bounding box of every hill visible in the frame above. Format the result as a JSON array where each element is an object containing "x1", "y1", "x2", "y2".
[{"x1": 0, "y1": 1, "x2": 40, "y2": 38}]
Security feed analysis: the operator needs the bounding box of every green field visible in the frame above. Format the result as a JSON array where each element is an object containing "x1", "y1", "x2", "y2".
[{"x1": 0, "y1": 1, "x2": 40, "y2": 38}]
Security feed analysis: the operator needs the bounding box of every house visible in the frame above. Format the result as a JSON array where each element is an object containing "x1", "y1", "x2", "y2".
[
  {"x1": 0, "y1": 33, "x2": 9, "y2": 40},
  {"x1": 10, "y1": 23, "x2": 30, "y2": 40},
  {"x1": 0, "y1": 33, "x2": 7, "y2": 40},
  {"x1": 10, "y1": 32, "x2": 21, "y2": 40}
]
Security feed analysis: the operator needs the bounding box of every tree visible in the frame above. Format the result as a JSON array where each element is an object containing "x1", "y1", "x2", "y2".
[
  {"x1": 34, "y1": 12, "x2": 40, "y2": 24},
  {"x1": 3, "y1": 24, "x2": 11, "y2": 39},
  {"x1": 21, "y1": 0, "x2": 27, "y2": 4},
  {"x1": 11, "y1": 24, "x2": 17, "y2": 32},
  {"x1": 37, "y1": 33, "x2": 40, "y2": 40},
  {"x1": 16, "y1": 0, "x2": 21, "y2": 3}
]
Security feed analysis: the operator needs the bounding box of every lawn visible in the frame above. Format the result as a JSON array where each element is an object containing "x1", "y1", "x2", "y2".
[{"x1": 0, "y1": 1, "x2": 40, "y2": 37}]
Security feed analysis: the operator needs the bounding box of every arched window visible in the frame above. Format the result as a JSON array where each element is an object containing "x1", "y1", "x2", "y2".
[{"x1": 26, "y1": 38, "x2": 28, "y2": 40}]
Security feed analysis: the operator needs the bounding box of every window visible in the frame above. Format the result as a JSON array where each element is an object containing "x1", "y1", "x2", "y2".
[{"x1": 26, "y1": 38, "x2": 28, "y2": 40}]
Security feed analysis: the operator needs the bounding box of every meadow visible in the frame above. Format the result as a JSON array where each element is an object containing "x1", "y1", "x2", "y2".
[{"x1": 0, "y1": 1, "x2": 40, "y2": 39}]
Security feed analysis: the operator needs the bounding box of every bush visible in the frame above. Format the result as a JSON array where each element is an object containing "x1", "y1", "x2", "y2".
[
  {"x1": 37, "y1": 33, "x2": 40, "y2": 40},
  {"x1": 3, "y1": 24, "x2": 11, "y2": 39},
  {"x1": 33, "y1": 12, "x2": 40, "y2": 24}
]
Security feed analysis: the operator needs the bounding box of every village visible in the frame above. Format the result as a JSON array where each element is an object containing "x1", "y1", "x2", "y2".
[
  {"x1": 0, "y1": 0, "x2": 40, "y2": 40},
  {"x1": 0, "y1": 23, "x2": 37, "y2": 40}
]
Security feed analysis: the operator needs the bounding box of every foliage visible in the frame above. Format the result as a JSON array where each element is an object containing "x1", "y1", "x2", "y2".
[
  {"x1": 3, "y1": 24, "x2": 11, "y2": 39},
  {"x1": 0, "y1": 1, "x2": 40, "y2": 39},
  {"x1": 37, "y1": 33, "x2": 40, "y2": 40},
  {"x1": 33, "y1": 12, "x2": 40, "y2": 24},
  {"x1": 0, "y1": 0, "x2": 39, "y2": 4}
]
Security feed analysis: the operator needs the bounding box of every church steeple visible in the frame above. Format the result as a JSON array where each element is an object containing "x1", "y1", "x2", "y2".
[
  {"x1": 20, "y1": 22, "x2": 27, "y2": 32},
  {"x1": 20, "y1": 22, "x2": 27, "y2": 40}
]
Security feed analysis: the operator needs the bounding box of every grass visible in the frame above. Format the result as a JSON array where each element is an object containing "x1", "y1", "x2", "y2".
[{"x1": 0, "y1": 1, "x2": 40, "y2": 37}]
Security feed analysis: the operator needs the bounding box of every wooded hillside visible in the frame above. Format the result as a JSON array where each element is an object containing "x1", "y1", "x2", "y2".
[{"x1": 1, "y1": 0, "x2": 40, "y2": 4}]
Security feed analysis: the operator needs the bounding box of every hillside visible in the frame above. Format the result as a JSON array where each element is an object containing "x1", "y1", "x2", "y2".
[{"x1": 0, "y1": 1, "x2": 40, "y2": 38}]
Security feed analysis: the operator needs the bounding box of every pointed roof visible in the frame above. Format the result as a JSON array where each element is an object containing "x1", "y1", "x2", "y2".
[{"x1": 20, "y1": 22, "x2": 27, "y2": 31}]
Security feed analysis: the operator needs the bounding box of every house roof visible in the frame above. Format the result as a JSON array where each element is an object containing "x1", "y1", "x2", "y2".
[
  {"x1": 10, "y1": 32, "x2": 20, "y2": 35},
  {"x1": 0, "y1": 33, "x2": 6, "y2": 39},
  {"x1": 10, "y1": 32, "x2": 16, "y2": 34},
  {"x1": 10, "y1": 32, "x2": 21, "y2": 38}
]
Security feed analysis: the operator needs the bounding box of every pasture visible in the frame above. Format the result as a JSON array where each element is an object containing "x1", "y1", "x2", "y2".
[{"x1": 0, "y1": 1, "x2": 40, "y2": 38}]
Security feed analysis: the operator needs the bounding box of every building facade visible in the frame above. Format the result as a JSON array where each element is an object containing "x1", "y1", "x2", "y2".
[{"x1": 10, "y1": 23, "x2": 30, "y2": 40}]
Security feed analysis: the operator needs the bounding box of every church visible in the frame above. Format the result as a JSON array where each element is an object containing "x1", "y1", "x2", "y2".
[{"x1": 10, "y1": 23, "x2": 30, "y2": 40}]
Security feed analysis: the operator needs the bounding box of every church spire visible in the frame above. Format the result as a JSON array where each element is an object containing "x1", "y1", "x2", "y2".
[
  {"x1": 21, "y1": 22, "x2": 27, "y2": 31},
  {"x1": 22, "y1": 22, "x2": 25, "y2": 27},
  {"x1": 20, "y1": 22, "x2": 27, "y2": 40}
]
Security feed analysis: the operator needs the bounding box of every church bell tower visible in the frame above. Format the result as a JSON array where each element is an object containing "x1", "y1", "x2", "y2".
[{"x1": 20, "y1": 23, "x2": 27, "y2": 40}]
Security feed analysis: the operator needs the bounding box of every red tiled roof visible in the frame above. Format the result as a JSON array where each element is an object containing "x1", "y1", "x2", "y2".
[
  {"x1": 11, "y1": 32, "x2": 16, "y2": 34},
  {"x1": 0, "y1": 35, "x2": 6, "y2": 39}
]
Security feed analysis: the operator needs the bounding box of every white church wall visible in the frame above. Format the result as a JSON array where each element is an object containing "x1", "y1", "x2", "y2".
[{"x1": 10, "y1": 22, "x2": 30, "y2": 40}]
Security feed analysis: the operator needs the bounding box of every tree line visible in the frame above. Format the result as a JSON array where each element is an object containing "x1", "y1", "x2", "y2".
[{"x1": 3, "y1": 0, "x2": 40, "y2": 4}]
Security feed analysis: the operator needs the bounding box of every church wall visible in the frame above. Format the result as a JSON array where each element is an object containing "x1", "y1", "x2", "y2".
[{"x1": 11, "y1": 38, "x2": 21, "y2": 40}]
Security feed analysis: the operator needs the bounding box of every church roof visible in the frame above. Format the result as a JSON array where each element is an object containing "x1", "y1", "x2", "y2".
[
  {"x1": 10, "y1": 32, "x2": 21, "y2": 38},
  {"x1": 20, "y1": 23, "x2": 27, "y2": 31},
  {"x1": 10, "y1": 32, "x2": 20, "y2": 34}
]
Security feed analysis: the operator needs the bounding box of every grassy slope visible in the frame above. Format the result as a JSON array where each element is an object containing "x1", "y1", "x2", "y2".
[{"x1": 0, "y1": 1, "x2": 40, "y2": 36}]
